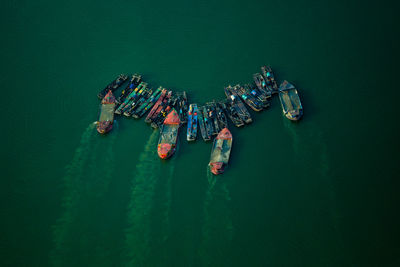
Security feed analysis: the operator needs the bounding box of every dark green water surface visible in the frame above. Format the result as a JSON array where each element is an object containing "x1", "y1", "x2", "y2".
[{"x1": 1, "y1": 0, "x2": 400, "y2": 266}]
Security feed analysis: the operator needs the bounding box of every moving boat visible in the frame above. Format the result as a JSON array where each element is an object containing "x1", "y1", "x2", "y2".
[
  {"x1": 98, "y1": 74, "x2": 128, "y2": 99},
  {"x1": 97, "y1": 90, "x2": 116, "y2": 134},
  {"x1": 278, "y1": 80, "x2": 303, "y2": 121},
  {"x1": 157, "y1": 109, "x2": 180, "y2": 159},
  {"x1": 186, "y1": 104, "x2": 198, "y2": 141},
  {"x1": 261, "y1": 66, "x2": 278, "y2": 92},
  {"x1": 209, "y1": 128, "x2": 233, "y2": 175},
  {"x1": 116, "y1": 74, "x2": 142, "y2": 104}
]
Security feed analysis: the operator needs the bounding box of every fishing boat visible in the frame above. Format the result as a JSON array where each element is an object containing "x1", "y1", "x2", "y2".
[
  {"x1": 122, "y1": 83, "x2": 148, "y2": 116},
  {"x1": 124, "y1": 88, "x2": 152, "y2": 117},
  {"x1": 216, "y1": 102, "x2": 228, "y2": 129},
  {"x1": 132, "y1": 87, "x2": 163, "y2": 118},
  {"x1": 243, "y1": 84, "x2": 270, "y2": 108},
  {"x1": 278, "y1": 80, "x2": 303, "y2": 121},
  {"x1": 176, "y1": 91, "x2": 188, "y2": 124},
  {"x1": 233, "y1": 85, "x2": 264, "y2": 112},
  {"x1": 261, "y1": 65, "x2": 278, "y2": 92},
  {"x1": 157, "y1": 109, "x2": 180, "y2": 159},
  {"x1": 202, "y1": 106, "x2": 214, "y2": 139},
  {"x1": 209, "y1": 128, "x2": 233, "y2": 175},
  {"x1": 145, "y1": 88, "x2": 169, "y2": 123},
  {"x1": 151, "y1": 97, "x2": 177, "y2": 129},
  {"x1": 115, "y1": 82, "x2": 146, "y2": 115},
  {"x1": 147, "y1": 91, "x2": 173, "y2": 125},
  {"x1": 98, "y1": 74, "x2": 128, "y2": 99},
  {"x1": 116, "y1": 74, "x2": 142, "y2": 104},
  {"x1": 225, "y1": 85, "x2": 252, "y2": 124},
  {"x1": 253, "y1": 73, "x2": 272, "y2": 98},
  {"x1": 223, "y1": 100, "x2": 244, "y2": 127},
  {"x1": 197, "y1": 106, "x2": 210, "y2": 141},
  {"x1": 186, "y1": 104, "x2": 198, "y2": 141},
  {"x1": 97, "y1": 90, "x2": 116, "y2": 134},
  {"x1": 206, "y1": 101, "x2": 219, "y2": 135}
]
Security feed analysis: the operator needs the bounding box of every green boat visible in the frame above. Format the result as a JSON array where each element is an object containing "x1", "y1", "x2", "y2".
[
  {"x1": 278, "y1": 80, "x2": 303, "y2": 121},
  {"x1": 132, "y1": 87, "x2": 163, "y2": 118},
  {"x1": 114, "y1": 82, "x2": 146, "y2": 115}
]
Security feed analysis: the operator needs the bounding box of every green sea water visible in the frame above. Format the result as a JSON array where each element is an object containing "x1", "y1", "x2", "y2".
[{"x1": 1, "y1": 0, "x2": 400, "y2": 266}]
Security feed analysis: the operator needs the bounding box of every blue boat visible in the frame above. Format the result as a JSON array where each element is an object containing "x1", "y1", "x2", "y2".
[{"x1": 186, "y1": 104, "x2": 198, "y2": 141}]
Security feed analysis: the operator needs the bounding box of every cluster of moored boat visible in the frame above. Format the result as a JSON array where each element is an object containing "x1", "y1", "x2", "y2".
[{"x1": 96, "y1": 66, "x2": 303, "y2": 174}]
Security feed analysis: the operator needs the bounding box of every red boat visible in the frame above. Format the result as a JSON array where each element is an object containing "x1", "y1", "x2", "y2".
[
  {"x1": 145, "y1": 88, "x2": 167, "y2": 123},
  {"x1": 157, "y1": 108, "x2": 180, "y2": 159},
  {"x1": 209, "y1": 128, "x2": 233, "y2": 175},
  {"x1": 97, "y1": 90, "x2": 116, "y2": 134}
]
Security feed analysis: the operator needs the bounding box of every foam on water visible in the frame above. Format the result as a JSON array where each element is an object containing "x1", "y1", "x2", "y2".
[
  {"x1": 123, "y1": 130, "x2": 161, "y2": 266},
  {"x1": 199, "y1": 168, "x2": 234, "y2": 265},
  {"x1": 51, "y1": 123, "x2": 117, "y2": 266}
]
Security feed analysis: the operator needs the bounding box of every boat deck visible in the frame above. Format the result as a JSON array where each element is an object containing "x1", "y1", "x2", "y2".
[
  {"x1": 99, "y1": 103, "x2": 115, "y2": 122},
  {"x1": 210, "y1": 139, "x2": 232, "y2": 164}
]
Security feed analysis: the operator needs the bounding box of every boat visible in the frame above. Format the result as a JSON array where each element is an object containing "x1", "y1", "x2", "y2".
[
  {"x1": 186, "y1": 104, "x2": 198, "y2": 141},
  {"x1": 157, "y1": 109, "x2": 180, "y2": 159},
  {"x1": 224, "y1": 85, "x2": 252, "y2": 124},
  {"x1": 202, "y1": 106, "x2": 214, "y2": 139},
  {"x1": 144, "y1": 88, "x2": 168, "y2": 122},
  {"x1": 176, "y1": 91, "x2": 188, "y2": 124},
  {"x1": 122, "y1": 83, "x2": 148, "y2": 116},
  {"x1": 116, "y1": 74, "x2": 142, "y2": 104},
  {"x1": 98, "y1": 74, "x2": 128, "y2": 99},
  {"x1": 115, "y1": 82, "x2": 146, "y2": 115},
  {"x1": 253, "y1": 73, "x2": 272, "y2": 98},
  {"x1": 243, "y1": 84, "x2": 270, "y2": 108},
  {"x1": 216, "y1": 102, "x2": 228, "y2": 129},
  {"x1": 124, "y1": 88, "x2": 153, "y2": 117},
  {"x1": 197, "y1": 106, "x2": 210, "y2": 141},
  {"x1": 151, "y1": 97, "x2": 177, "y2": 129},
  {"x1": 233, "y1": 85, "x2": 264, "y2": 112},
  {"x1": 209, "y1": 128, "x2": 233, "y2": 175},
  {"x1": 96, "y1": 90, "x2": 116, "y2": 134},
  {"x1": 206, "y1": 101, "x2": 219, "y2": 135},
  {"x1": 223, "y1": 100, "x2": 244, "y2": 127},
  {"x1": 132, "y1": 87, "x2": 163, "y2": 118},
  {"x1": 146, "y1": 91, "x2": 172, "y2": 124},
  {"x1": 261, "y1": 66, "x2": 278, "y2": 92},
  {"x1": 278, "y1": 80, "x2": 303, "y2": 121}
]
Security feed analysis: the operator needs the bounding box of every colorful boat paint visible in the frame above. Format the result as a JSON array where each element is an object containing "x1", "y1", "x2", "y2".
[
  {"x1": 186, "y1": 103, "x2": 198, "y2": 141},
  {"x1": 209, "y1": 128, "x2": 233, "y2": 175},
  {"x1": 157, "y1": 109, "x2": 180, "y2": 159},
  {"x1": 97, "y1": 90, "x2": 116, "y2": 134}
]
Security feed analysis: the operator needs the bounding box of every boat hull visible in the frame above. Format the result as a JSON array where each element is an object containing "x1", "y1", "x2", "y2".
[
  {"x1": 96, "y1": 121, "x2": 113, "y2": 134},
  {"x1": 157, "y1": 109, "x2": 180, "y2": 159},
  {"x1": 209, "y1": 128, "x2": 232, "y2": 175}
]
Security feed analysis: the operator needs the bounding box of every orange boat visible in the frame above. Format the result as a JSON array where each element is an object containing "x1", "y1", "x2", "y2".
[
  {"x1": 209, "y1": 128, "x2": 233, "y2": 175},
  {"x1": 157, "y1": 108, "x2": 180, "y2": 159},
  {"x1": 97, "y1": 90, "x2": 116, "y2": 134}
]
